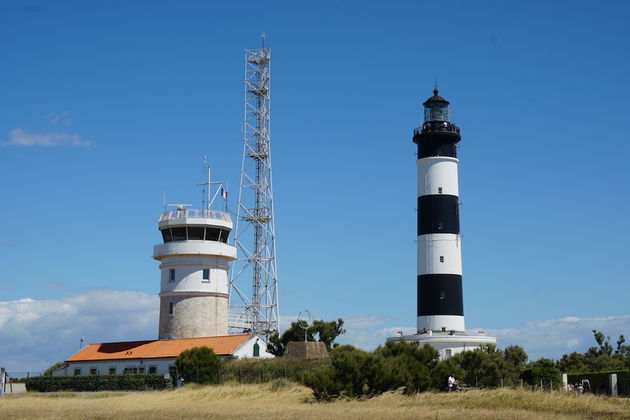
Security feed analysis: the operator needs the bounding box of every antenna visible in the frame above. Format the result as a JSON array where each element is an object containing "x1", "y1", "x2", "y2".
[
  {"x1": 229, "y1": 41, "x2": 279, "y2": 338},
  {"x1": 196, "y1": 157, "x2": 224, "y2": 212}
]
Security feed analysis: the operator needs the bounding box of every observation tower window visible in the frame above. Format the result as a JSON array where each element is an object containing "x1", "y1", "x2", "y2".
[
  {"x1": 205, "y1": 227, "x2": 221, "y2": 241},
  {"x1": 171, "y1": 227, "x2": 186, "y2": 241},
  {"x1": 169, "y1": 269, "x2": 175, "y2": 282},
  {"x1": 202, "y1": 269, "x2": 210, "y2": 280},
  {"x1": 187, "y1": 226, "x2": 204, "y2": 240},
  {"x1": 159, "y1": 227, "x2": 231, "y2": 243},
  {"x1": 161, "y1": 229, "x2": 173, "y2": 242}
]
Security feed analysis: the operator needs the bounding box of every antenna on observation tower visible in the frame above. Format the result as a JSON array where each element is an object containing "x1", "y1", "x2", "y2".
[{"x1": 197, "y1": 156, "x2": 227, "y2": 212}]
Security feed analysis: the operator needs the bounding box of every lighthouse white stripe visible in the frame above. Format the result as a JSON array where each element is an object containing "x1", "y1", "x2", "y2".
[
  {"x1": 417, "y1": 315, "x2": 465, "y2": 333},
  {"x1": 417, "y1": 156, "x2": 459, "y2": 197},
  {"x1": 417, "y1": 233, "x2": 462, "y2": 275}
]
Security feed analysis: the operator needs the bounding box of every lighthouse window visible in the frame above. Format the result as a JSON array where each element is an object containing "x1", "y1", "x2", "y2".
[
  {"x1": 171, "y1": 227, "x2": 187, "y2": 241},
  {"x1": 440, "y1": 291, "x2": 446, "y2": 300},
  {"x1": 440, "y1": 256, "x2": 444, "y2": 263},
  {"x1": 438, "y1": 187, "x2": 443, "y2": 194},
  {"x1": 188, "y1": 226, "x2": 204, "y2": 240},
  {"x1": 202, "y1": 269, "x2": 210, "y2": 280},
  {"x1": 169, "y1": 302, "x2": 173, "y2": 315},
  {"x1": 161, "y1": 228, "x2": 173, "y2": 243},
  {"x1": 169, "y1": 269, "x2": 175, "y2": 282}
]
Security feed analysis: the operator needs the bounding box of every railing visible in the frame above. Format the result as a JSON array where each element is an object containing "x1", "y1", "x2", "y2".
[
  {"x1": 414, "y1": 121, "x2": 461, "y2": 136},
  {"x1": 159, "y1": 209, "x2": 232, "y2": 223}
]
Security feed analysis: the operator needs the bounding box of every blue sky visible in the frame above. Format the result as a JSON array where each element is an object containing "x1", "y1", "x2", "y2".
[{"x1": 1, "y1": 0, "x2": 629, "y2": 371}]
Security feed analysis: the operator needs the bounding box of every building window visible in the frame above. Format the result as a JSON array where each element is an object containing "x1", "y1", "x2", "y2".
[
  {"x1": 74, "y1": 368, "x2": 81, "y2": 376},
  {"x1": 445, "y1": 349, "x2": 452, "y2": 358},
  {"x1": 138, "y1": 367, "x2": 145, "y2": 374},
  {"x1": 202, "y1": 269, "x2": 210, "y2": 281},
  {"x1": 169, "y1": 302, "x2": 174, "y2": 315},
  {"x1": 124, "y1": 367, "x2": 138, "y2": 374},
  {"x1": 109, "y1": 367, "x2": 116, "y2": 375},
  {"x1": 149, "y1": 366, "x2": 157, "y2": 374},
  {"x1": 438, "y1": 187, "x2": 443, "y2": 194},
  {"x1": 90, "y1": 368, "x2": 97, "y2": 375},
  {"x1": 169, "y1": 269, "x2": 175, "y2": 282},
  {"x1": 440, "y1": 256, "x2": 444, "y2": 263},
  {"x1": 440, "y1": 291, "x2": 446, "y2": 300}
]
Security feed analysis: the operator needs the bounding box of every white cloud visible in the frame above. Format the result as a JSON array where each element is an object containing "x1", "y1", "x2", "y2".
[
  {"x1": 3, "y1": 129, "x2": 93, "y2": 147},
  {"x1": 0, "y1": 289, "x2": 157, "y2": 373},
  {"x1": 3, "y1": 290, "x2": 628, "y2": 375},
  {"x1": 319, "y1": 313, "x2": 630, "y2": 359},
  {"x1": 481, "y1": 315, "x2": 630, "y2": 360},
  {"x1": 45, "y1": 111, "x2": 73, "y2": 126}
]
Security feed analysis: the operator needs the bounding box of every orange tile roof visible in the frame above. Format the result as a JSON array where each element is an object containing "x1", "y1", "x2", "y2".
[{"x1": 66, "y1": 334, "x2": 251, "y2": 362}]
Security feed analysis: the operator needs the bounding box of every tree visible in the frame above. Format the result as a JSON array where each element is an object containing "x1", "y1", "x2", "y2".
[
  {"x1": 311, "y1": 319, "x2": 346, "y2": 350},
  {"x1": 451, "y1": 344, "x2": 509, "y2": 388},
  {"x1": 267, "y1": 318, "x2": 345, "y2": 356},
  {"x1": 591, "y1": 330, "x2": 614, "y2": 356},
  {"x1": 503, "y1": 345, "x2": 528, "y2": 385},
  {"x1": 43, "y1": 362, "x2": 64, "y2": 377},
  {"x1": 522, "y1": 358, "x2": 561, "y2": 388},
  {"x1": 373, "y1": 341, "x2": 439, "y2": 394},
  {"x1": 175, "y1": 347, "x2": 220, "y2": 384}
]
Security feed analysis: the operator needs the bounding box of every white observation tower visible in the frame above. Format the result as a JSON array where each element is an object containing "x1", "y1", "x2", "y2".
[{"x1": 154, "y1": 206, "x2": 237, "y2": 339}]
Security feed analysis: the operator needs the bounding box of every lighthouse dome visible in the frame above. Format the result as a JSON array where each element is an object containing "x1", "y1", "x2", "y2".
[{"x1": 423, "y1": 89, "x2": 451, "y2": 122}]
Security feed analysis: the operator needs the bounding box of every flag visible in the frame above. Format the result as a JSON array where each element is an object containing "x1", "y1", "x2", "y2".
[{"x1": 221, "y1": 188, "x2": 228, "y2": 200}]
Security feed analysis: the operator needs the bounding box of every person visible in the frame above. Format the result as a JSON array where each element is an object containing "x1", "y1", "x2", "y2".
[
  {"x1": 448, "y1": 373, "x2": 461, "y2": 392},
  {"x1": 582, "y1": 379, "x2": 591, "y2": 393}
]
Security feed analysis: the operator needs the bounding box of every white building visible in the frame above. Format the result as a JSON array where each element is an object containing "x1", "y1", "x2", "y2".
[{"x1": 53, "y1": 334, "x2": 272, "y2": 377}]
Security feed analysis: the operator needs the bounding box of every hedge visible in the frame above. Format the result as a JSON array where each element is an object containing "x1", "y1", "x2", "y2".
[
  {"x1": 567, "y1": 370, "x2": 630, "y2": 396},
  {"x1": 220, "y1": 357, "x2": 330, "y2": 384},
  {"x1": 25, "y1": 374, "x2": 172, "y2": 392}
]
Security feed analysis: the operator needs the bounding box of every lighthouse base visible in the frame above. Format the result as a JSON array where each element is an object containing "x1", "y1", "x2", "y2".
[{"x1": 386, "y1": 331, "x2": 497, "y2": 360}]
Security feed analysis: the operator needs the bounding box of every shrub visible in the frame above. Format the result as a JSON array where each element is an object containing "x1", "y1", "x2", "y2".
[
  {"x1": 221, "y1": 357, "x2": 329, "y2": 384},
  {"x1": 522, "y1": 358, "x2": 562, "y2": 389},
  {"x1": 176, "y1": 347, "x2": 221, "y2": 384},
  {"x1": 25, "y1": 375, "x2": 172, "y2": 392},
  {"x1": 303, "y1": 342, "x2": 441, "y2": 400}
]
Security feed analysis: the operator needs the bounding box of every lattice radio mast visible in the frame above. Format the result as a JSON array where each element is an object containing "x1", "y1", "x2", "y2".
[{"x1": 229, "y1": 35, "x2": 279, "y2": 337}]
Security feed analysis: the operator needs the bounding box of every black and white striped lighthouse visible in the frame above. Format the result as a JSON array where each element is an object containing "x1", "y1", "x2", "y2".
[
  {"x1": 387, "y1": 88, "x2": 495, "y2": 359},
  {"x1": 413, "y1": 89, "x2": 465, "y2": 334}
]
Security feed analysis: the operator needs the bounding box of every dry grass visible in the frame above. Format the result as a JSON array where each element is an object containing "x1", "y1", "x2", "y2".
[{"x1": 1, "y1": 380, "x2": 629, "y2": 419}]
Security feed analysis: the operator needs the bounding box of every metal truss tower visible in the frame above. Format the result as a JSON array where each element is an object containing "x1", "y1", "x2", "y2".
[{"x1": 229, "y1": 39, "x2": 279, "y2": 337}]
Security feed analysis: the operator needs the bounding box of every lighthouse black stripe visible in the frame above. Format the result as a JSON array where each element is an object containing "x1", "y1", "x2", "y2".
[
  {"x1": 413, "y1": 132, "x2": 460, "y2": 158},
  {"x1": 417, "y1": 274, "x2": 463, "y2": 316},
  {"x1": 417, "y1": 195, "x2": 460, "y2": 235}
]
